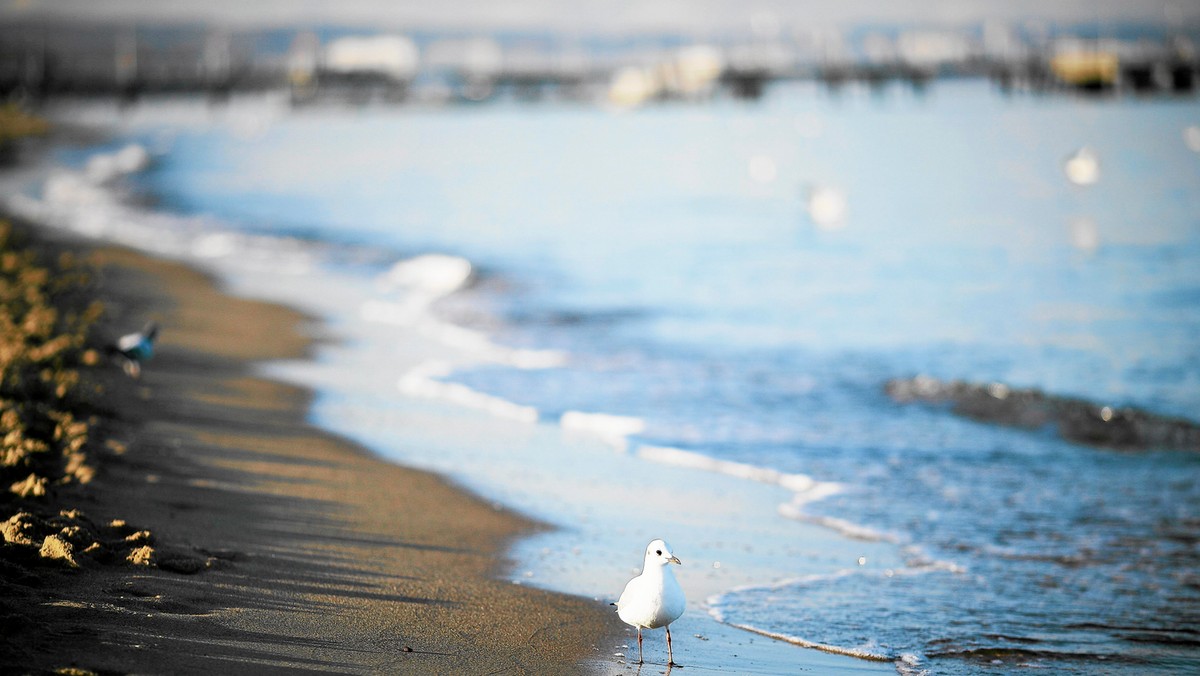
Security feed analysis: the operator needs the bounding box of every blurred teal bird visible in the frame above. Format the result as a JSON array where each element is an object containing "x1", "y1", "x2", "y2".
[{"x1": 111, "y1": 321, "x2": 158, "y2": 378}]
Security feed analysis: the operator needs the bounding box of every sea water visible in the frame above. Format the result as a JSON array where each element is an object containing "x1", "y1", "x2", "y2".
[{"x1": 8, "y1": 80, "x2": 1200, "y2": 674}]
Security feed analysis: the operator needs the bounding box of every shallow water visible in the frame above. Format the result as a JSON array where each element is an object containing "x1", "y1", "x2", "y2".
[{"x1": 11, "y1": 80, "x2": 1200, "y2": 673}]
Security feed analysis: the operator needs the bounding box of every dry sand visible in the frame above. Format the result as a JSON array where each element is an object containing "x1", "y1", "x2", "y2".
[{"x1": 2, "y1": 235, "x2": 623, "y2": 674}]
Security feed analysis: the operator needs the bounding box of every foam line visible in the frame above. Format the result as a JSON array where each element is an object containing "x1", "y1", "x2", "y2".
[
  {"x1": 8, "y1": 148, "x2": 314, "y2": 277},
  {"x1": 559, "y1": 411, "x2": 646, "y2": 451},
  {"x1": 636, "y1": 445, "x2": 841, "y2": 498},
  {"x1": 398, "y1": 361, "x2": 538, "y2": 423},
  {"x1": 377, "y1": 253, "x2": 473, "y2": 296},
  {"x1": 896, "y1": 653, "x2": 931, "y2": 676},
  {"x1": 777, "y1": 501, "x2": 899, "y2": 543},
  {"x1": 18, "y1": 147, "x2": 565, "y2": 435},
  {"x1": 707, "y1": 571, "x2": 923, "y2": 665},
  {"x1": 709, "y1": 617, "x2": 894, "y2": 662},
  {"x1": 362, "y1": 288, "x2": 566, "y2": 371},
  {"x1": 725, "y1": 622, "x2": 893, "y2": 662},
  {"x1": 85, "y1": 143, "x2": 151, "y2": 183},
  {"x1": 706, "y1": 567, "x2": 960, "y2": 669}
]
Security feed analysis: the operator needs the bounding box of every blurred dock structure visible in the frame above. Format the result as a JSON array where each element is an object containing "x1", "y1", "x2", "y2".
[{"x1": 1, "y1": 19, "x2": 1197, "y2": 106}]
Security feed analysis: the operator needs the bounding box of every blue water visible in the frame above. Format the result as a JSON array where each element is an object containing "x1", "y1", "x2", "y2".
[{"x1": 39, "y1": 81, "x2": 1200, "y2": 673}]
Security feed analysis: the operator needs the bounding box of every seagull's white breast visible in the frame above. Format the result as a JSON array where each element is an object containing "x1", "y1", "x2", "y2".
[{"x1": 616, "y1": 566, "x2": 685, "y2": 629}]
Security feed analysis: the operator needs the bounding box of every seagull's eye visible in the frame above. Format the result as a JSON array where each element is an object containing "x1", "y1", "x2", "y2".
[{"x1": 656, "y1": 550, "x2": 663, "y2": 556}]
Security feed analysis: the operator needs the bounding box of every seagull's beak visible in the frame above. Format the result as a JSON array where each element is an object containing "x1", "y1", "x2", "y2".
[{"x1": 669, "y1": 555, "x2": 682, "y2": 565}]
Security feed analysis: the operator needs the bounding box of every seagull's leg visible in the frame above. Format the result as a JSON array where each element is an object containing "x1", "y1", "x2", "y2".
[
  {"x1": 666, "y1": 624, "x2": 676, "y2": 666},
  {"x1": 637, "y1": 627, "x2": 644, "y2": 664}
]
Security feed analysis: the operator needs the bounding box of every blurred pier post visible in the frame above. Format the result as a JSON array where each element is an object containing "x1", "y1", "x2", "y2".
[
  {"x1": 203, "y1": 28, "x2": 233, "y2": 99},
  {"x1": 287, "y1": 31, "x2": 320, "y2": 104},
  {"x1": 115, "y1": 26, "x2": 140, "y2": 102}
]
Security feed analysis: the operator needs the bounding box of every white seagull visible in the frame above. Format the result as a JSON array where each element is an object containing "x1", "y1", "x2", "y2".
[
  {"x1": 613, "y1": 538, "x2": 686, "y2": 666},
  {"x1": 1063, "y1": 146, "x2": 1100, "y2": 186},
  {"x1": 805, "y1": 183, "x2": 847, "y2": 230}
]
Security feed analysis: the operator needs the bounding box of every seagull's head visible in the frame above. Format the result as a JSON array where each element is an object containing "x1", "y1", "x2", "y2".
[{"x1": 646, "y1": 538, "x2": 681, "y2": 567}]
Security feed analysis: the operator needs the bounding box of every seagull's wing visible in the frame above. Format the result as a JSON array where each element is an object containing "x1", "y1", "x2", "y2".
[{"x1": 116, "y1": 332, "x2": 143, "y2": 352}]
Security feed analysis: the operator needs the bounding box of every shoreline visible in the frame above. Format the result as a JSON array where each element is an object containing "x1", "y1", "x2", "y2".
[
  {"x1": 2, "y1": 220, "x2": 623, "y2": 673},
  {"x1": 1, "y1": 105, "x2": 904, "y2": 675},
  {"x1": 3, "y1": 83, "x2": 1197, "y2": 675}
]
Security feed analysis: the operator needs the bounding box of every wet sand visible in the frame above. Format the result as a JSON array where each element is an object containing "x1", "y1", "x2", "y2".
[{"x1": 2, "y1": 232, "x2": 621, "y2": 674}]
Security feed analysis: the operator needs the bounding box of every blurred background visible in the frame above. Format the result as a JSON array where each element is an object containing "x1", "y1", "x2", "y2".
[{"x1": 2, "y1": 0, "x2": 1199, "y2": 106}]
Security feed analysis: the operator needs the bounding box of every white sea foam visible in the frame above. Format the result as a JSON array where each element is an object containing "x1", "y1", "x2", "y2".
[
  {"x1": 84, "y1": 143, "x2": 150, "y2": 184},
  {"x1": 363, "y1": 256, "x2": 567, "y2": 373},
  {"x1": 896, "y1": 652, "x2": 931, "y2": 676},
  {"x1": 365, "y1": 255, "x2": 474, "y2": 326},
  {"x1": 706, "y1": 570, "x2": 853, "y2": 616},
  {"x1": 636, "y1": 445, "x2": 840, "y2": 497},
  {"x1": 777, "y1": 500, "x2": 900, "y2": 543},
  {"x1": 21, "y1": 145, "x2": 542, "y2": 429},
  {"x1": 900, "y1": 545, "x2": 967, "y2": 574},
  {"x1": 361, "y1": 298, "x2": 428, "y2": 326},
  {"x1": 191, "y1": 232, "x2": 240, "y2": 259},
  {"x1": 421, "y1": 320, "x2": 502, "y2": 355},
  {"x1": 113, "y1": 143, "x2": 152, "y2": 174},
  {"x1": 634, "y1": 444, "x2": 860, "y2": 545},
  {"x1": 707, "y1": 616, "x2": 893, "y2": 662},
  {"x1": 10, "y1": 147, "x2": 179, "y2": 251},
  {"x1": 559, "y1": 411, "x2": 645, "y2": 451},
  {"x1": 41, "y1": 172, "x2": 109, "y2": 207},
  {"x1": 399, "y1": 360, "x2": 538, "y2": 423},
  {"x1": 0, "y1": 144, "x2": 321, "y2": 315},
  {"x1": 369, "y1": 270, "x2": 565, "y2": 425},
  {"x1": 706, "y1": 570, "x2": 938, "y2": 666},
  {"x1": 707, "y1": 562, "x2": 965, "y2": 665},
  {"x1": 378, "y1": 253, "x2": 473, "y2": 296},
  {"x1": 16, "y1": 140, "x2": 561, "y2": 439}
]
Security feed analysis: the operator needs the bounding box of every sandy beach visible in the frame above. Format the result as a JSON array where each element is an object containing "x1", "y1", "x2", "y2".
[{"x1": 1, "y1": 224, "x2": 622, "y2": 674}]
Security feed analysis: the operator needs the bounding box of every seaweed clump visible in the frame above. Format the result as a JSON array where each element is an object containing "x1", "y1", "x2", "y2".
[
  {"x1": 885, "y1": 375, "x2": 1200, "y2": 452},
  {"x1": 0, "y1": 220, "x2": 181, "y2": 570},
  {"x1": 0, "y1": 220, "x2": 103, "y2": 500}
]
